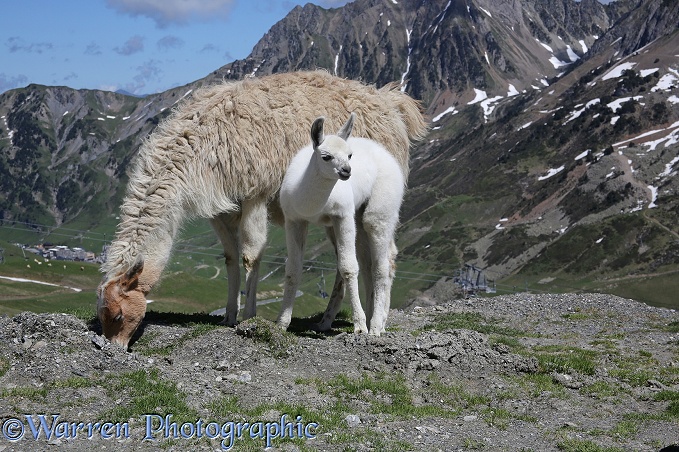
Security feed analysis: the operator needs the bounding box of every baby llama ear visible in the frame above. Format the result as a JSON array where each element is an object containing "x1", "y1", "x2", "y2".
[
  {"x1": 311, "y1": 117, "x2": 325, "y2": 149},
  {"x1": 337, "y1": 112, "x2": 356, "y2": 141}
]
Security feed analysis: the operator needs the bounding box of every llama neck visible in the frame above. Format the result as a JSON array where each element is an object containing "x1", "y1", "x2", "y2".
[
  {"x1": 296, "y1": 157, "x2": 340, "y2": 217},
  {"x1": 105, "y1": 221, "x2": 177, "y2": 288},
  {"x1": 102, "y1": 180, "x2": 184, "y2": 287}
]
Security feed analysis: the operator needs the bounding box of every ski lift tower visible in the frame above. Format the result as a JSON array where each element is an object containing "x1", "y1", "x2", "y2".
[{"x1": 455, "y1": 264, "x2": 496, "y2": 297}]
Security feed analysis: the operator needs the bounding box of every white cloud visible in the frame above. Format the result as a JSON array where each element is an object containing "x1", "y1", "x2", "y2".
[
  {"x1": 157, "y1": 35, "x2": 184, "y2": 51},
  {"x1": 6, "y1": 37, "x2": 53, "y2": 54},
  {"x1": 106, "y1": 0, "x2": 237, "y2": 27},
  {"x1": 0, "y1": 73, "x2": 28, "y2": 92},
  {"x1": 114, "y1": 35, "x2": 145, "y2": 56},
  {"x1": 84, "y1": 42, "x2": 102, "y2": 56},
  {"x1": 125, "y1": 59, "x2": 163, "y2": 94},
  {"x1": 319, "y1": 0, "x2": 352, "y2": 5},
  {"x1": 99, "y1": 84, "x2": 120, "y2": 93},
  {"x1": 200, "y1": 44, "x2": 219, "y2": 53}
]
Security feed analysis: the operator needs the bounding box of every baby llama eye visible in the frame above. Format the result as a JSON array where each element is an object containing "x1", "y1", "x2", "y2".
[{"x1": 322, "y1": 155, "x2": 332, "y2": 161}]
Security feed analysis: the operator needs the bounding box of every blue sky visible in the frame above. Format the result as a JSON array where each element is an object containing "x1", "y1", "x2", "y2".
[{"x1": 0, "y1": 0, "x2": 350, "y2": 95}]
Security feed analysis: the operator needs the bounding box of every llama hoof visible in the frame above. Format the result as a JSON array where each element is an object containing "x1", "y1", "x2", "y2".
[
  {"x1": 311, "y1": 321, "x2": 332, "y2": 332},
  {"x1": 368, "y1": 329, "x2": 382, "y2": 337},
  {"x1": 219, "y1": 317, "x2": 238, "y2": 327},
  {"x1": 353, "y1": 325, "x2": 369, "y2": 335}
]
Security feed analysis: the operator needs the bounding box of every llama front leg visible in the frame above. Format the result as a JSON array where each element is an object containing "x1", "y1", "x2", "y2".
[
  {"x1": 209, "y1": 213, "x2": 242, "y2": 326},
  {"x1": 277, "y1": 219, "x2": 308, "y2": 330},
  {"x1": 240, "y1": 198, "x2": 269, "y2": 320},
  {"x1": 334, "y1": 216, "x2": 368, "y2": 334}
]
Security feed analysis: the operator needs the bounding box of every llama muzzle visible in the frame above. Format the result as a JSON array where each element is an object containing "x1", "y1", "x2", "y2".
[{"x1": 338, "y1": 166, "x2": 351, "y2": 180}]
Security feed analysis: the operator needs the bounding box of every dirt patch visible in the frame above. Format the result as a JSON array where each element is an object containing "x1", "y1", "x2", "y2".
[{"x1": 1, "y1": 293, "x2": 678, "y2": 451}]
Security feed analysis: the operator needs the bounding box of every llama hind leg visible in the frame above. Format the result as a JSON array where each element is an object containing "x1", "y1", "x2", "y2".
[
  {"x1": 334, "y1": 216, "x2": 368, "y2": 334},
  {"x1": 382, "y1": 240, "x2": 398, "y2": 331},
  {"x1": 277, "y1": 219, "x2": 308, "y2": 330},
  {"x1": 364, "y1": 220, "x2": 398, "y2": 336},
  {"x1": 314, "y1": 227, "x2": 345, "y2": 332},
  {"x1": 209, "y1": 213, "x2": 242, "y2": 326},
  {"x1": 356, "y1": 222, "x2": 374, "y2": 325},
  {"x1": 240, "y1": 198, "x2": 269, "y2": 320}
]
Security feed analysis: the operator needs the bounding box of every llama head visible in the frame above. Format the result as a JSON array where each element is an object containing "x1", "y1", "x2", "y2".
[
  {"x1": 311, "y1": 113, "x2": 355, "y2": 181},
  {"x1": 97, "y1": 256, "x2": 147, "y2": 350}
]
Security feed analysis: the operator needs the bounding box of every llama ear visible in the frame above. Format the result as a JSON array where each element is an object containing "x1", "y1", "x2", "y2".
[
  {"x1": 311, "y1": 117, "x2": 325, "y2": 148},
  {"x1": 337, "y1": 113, "x2": 355, "y2": 141},
  {"x1": 122, "y1": 255, "x2": 144, "y2": 292}
]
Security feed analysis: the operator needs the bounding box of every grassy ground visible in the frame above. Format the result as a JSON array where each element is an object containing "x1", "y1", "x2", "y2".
[
  {"x1": 0, "y1": 213, "x2": 438, "y2": 322},
  {"x1": 5, "y1": 297, "x2": 674, "y2": 450}
]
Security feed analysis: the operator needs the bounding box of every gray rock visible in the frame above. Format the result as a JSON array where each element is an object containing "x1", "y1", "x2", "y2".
[{"x1": 345, "y1": 414, "x2": 361, "y2": 428}]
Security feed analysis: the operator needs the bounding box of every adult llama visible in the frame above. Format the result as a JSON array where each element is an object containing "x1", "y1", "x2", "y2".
[
  {"x1": 97, "y1": 70, "x2": 427, "y2": 349},
  {"x1": 278, "y1": 114, "x2": 404, "y2": 336}
]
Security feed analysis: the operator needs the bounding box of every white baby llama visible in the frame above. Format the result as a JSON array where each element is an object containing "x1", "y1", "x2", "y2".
[{"x1": 277, "y1": 113, "x2": 404, "y2": 335}]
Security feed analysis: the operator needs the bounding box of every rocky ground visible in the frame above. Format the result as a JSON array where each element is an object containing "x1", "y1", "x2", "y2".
[{"x1": 1, "y1": 288, "x2": 679, "y2": 451}]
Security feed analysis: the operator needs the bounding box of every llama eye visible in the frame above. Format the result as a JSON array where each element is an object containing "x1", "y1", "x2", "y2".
[
  {"x1": 322, "y1": 155, "x2": 332, "y2": 161},
  {"x1": 348, "y1": 154, "x2": 353, "y2": 160}
]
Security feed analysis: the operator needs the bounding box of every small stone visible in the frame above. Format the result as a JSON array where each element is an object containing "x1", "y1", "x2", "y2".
[
  {"x1": 238, "y1": 371, "x2": 252, "y2": 383},
  {"x1": 226, "y1": 371, "x2": 251, "y2": 383},
  {"x1": 552, "y1": 372, "x2": 583, "y2": 389},
  {"x1": 215, "y1": 360, "x2": 231, "y2": 371},
  {"x1": 493, "y1": 343, "x2": 510, "y2": 354},
  {"x1": 345, "y1": 414, "x2": 361, "y2": 428},
  {"x1": 91, "y1": 335, "x2": 107, "y2": 349},
  {"x1": 463, "y1": 415, "x2": 478, "y2": 422}
]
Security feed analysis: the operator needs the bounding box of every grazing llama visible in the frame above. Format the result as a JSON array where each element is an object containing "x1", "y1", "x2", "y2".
[
  {"x1": 97, "y1": 70, "x2": 426, "y2": 349},
  {"x1": 278, "y1": 113, "x2": 404, "y2": 335}
]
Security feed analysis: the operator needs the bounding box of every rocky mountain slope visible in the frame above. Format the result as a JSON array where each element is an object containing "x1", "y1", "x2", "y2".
[
  {"x1": 0, "y1": 0, "x2": 678, "y2": 302},
  {"x1": 404, "y1": 26, "x2": 679, "y2": 280},
  {"x1": 207, "y1": 0, "x2": 637, "y2": 111}
]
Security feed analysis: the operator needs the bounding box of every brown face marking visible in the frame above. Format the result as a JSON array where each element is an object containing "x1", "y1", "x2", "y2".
[{"x1": 97, "y1": 263, "x2": 148, "y2": 349}]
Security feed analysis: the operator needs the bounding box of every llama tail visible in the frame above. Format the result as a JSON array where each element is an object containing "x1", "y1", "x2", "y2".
[
  {"x1": 381, "y1": 83, "x2": 429, "y2": 144},
  {"x1": 379, "y1": 83, "x2": 429, "y2": 181}
]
